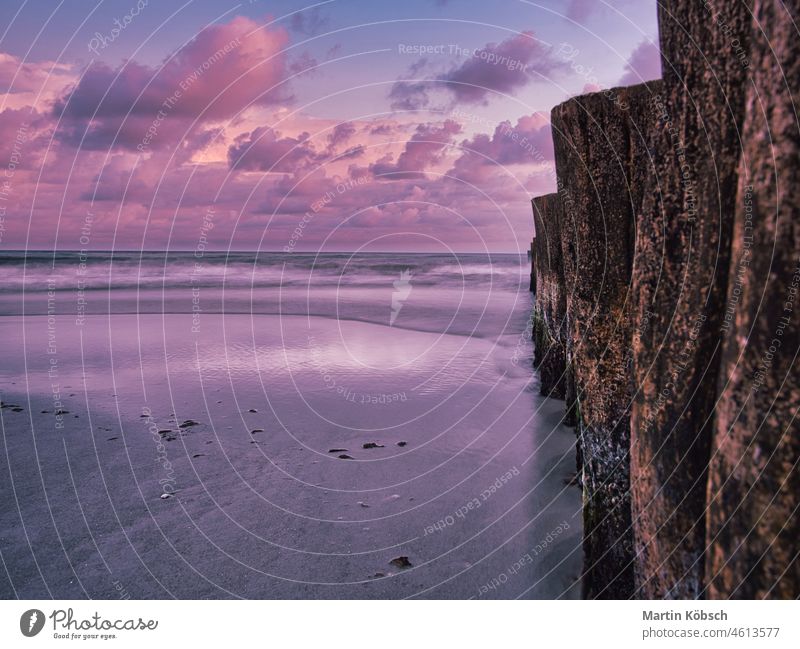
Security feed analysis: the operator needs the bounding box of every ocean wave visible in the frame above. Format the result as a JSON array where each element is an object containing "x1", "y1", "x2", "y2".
[{"x1": 0, "y1": 251, "x2": 528, "y2": 293}]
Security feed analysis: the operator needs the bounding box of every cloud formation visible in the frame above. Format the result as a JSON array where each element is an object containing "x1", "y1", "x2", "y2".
[
  {"x1": 389, "y1": 32, "x2": 565, "y2": 109},
  {"x1": 449, "y1": 112, "x2": 553, "y2": 182},
  {"x1": 440, "y1": 32, "x2": 562, "y2": 104},
  {"x1": 289, "y1": 7, "x2": 330, "y2": 36},
  {"x1": 618, "y1": 39, "x2": 661, "y2": 86},
  {"x1": 53, "y1": 16, "x2": 292, "y2": 150},
  {"x1": 1, "y1": 3, "x2": 656, "y2": 251},
  {"x1": 228, "y1": 127, "x2": 322, "y2": 172},
  {"x1": 0, "y1": 53, "x2": 72, "y2": 95},
  {"x1": 369, "y1": 119, "x2": 461, "y2": 180}
]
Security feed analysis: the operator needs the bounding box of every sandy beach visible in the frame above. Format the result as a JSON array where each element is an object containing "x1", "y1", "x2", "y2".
[{"x1": 0, "y1": 253, "x2": 581, "y2": 598}]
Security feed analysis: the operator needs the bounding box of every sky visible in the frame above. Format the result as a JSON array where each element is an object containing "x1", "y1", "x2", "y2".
[{"x1": 0, "y1": 0, "x2": 660, "y2": 253}]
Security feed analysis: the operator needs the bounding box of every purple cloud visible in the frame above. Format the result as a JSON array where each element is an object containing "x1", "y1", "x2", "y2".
[
  {"x1": 228, "y1": 127, "x2": 324, "y2": 172},
  {"x1": 449, "y1": 112, "x2": 553, "y2": 182},
  {"x1": 618, "y1": 40, "x2": 661, "y2": 86},
  {"x1": 327, "y1": 122, "x2": 356, "y2": 148},
  {"x1": 290, "y1": 7, "x2": 330, "y2": 36},
  {"x1": 388, "y1": 32, "x2": 565, "y2": 109},
  {"x1": 388, "y1": 80, "x2": 431, "y2": 111},
  {"x1": 369, "y1": 119, "x2": 461, "y2": 180},
  {"x1": 52, "y1": 17, "x2": 293, "y2": 151},
  {"x1": 438, "y1": 32, "x2": 564, "y2": 104}
]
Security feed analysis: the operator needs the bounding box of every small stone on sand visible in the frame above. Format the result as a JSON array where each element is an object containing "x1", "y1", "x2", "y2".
[{"x1": 389, "y1": 556, "x2": 412, "y2": 569}]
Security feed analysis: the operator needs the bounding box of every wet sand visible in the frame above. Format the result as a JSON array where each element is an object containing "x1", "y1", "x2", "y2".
[{"x1": 0, "y1": 311, "x2": 581, "y2": 598}]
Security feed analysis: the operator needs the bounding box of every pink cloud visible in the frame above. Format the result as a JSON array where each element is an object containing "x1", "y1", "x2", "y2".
[
  {"x1": 0, "y1": 107, "x2": 49, "y2": 169},
  {"x1": 331, "y1": 145, "x2": 365, "y2": 161},
  {"x1": 0, "y1": 24, "x2": 552, "y2": 253},
  {"x1": 0, "y1": 53, "x2": 72, "y2": 95},
  {"x1": 228, "y1": 119, "x2": 367, "y2": 172},
  {"x1": 0, "y1": 100, "x2": 542, "y2": 251},
  {"x1": 449, "y1": 112, "x2": 553, "y2": 182},
  {"x1": 369, "y1": 119, "x2": 461, "y2": 180},
  {"x1": 80, "y1": 154, "x2": 152, "y2": 202},
  {"x1": 53, "y1": 16, "x2": 292, "y2": 151},
  {"x1": 228, "y1": 127, "x2": 323, "y2": 172},
  {"x1": 439, "y1": 32, "x2": 564, "y2": 104},
  {"x1": 327, "y1": 122, "x2": 356, "y2": 147}
]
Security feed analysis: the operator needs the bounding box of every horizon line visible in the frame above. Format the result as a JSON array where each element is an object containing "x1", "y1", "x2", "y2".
[{"x1": 0, "y1": 248, "x2": 528, "y2": 254}]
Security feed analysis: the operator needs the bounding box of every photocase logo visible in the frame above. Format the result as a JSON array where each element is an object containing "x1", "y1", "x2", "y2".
[
  {"x1": 390, "y1": 269, "x2": 413, "y2": 326},
  {"x1": 20, "y1": 609, "x2": 45, "y2": 637}
]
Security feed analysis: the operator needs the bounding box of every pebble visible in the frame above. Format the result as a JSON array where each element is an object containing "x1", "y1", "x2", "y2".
[{"x1": 389, "y1": 556, "x2": 412, "y2": 569}]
